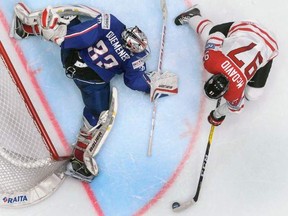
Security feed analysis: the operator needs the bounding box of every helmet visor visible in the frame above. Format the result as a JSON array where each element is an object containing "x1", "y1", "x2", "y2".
[{"x1": 122, "y1": 26, "x2": 148, "y2": 53}]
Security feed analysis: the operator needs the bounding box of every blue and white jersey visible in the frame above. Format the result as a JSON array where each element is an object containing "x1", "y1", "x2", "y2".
[{"x1": 61, "y1": 14, "x2": 150, "y2": 93}]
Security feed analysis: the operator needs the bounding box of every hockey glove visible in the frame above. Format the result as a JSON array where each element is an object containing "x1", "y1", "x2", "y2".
[
  {"x1": 146, "y1": 71, "x2": 178, "y2": 102},
  {"x1": 208, "y1": 110, "x2": 225, "y2": 126},
  {"x1": 39, "y1": 6, "x2": 69, "y2": 45}
]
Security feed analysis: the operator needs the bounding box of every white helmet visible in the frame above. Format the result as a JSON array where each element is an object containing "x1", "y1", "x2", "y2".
[{"x1": 121, "y1": 26, "x2": 149, "y2": 53}]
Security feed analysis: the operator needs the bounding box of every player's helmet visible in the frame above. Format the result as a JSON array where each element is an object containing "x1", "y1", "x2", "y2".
[
  {"x1": 204, "y1": 74, "x2": 229, "y2": 99},
  {"x1": 122, "y1": 26, "x2": 149, "y2": 53}
]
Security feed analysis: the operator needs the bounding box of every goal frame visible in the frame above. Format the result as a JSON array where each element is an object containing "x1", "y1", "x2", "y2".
[
  {"x1": 0, "y1": 41, "x2": 69, "y2": 208},
  {"x1": 0, "y1": 41, "x2": 63, "y2": 161}
]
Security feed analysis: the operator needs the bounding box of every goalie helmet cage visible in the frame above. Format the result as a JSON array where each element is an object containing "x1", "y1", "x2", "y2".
[{"x1": 0, "y1": 41, "x2": 69, "y2": 208}]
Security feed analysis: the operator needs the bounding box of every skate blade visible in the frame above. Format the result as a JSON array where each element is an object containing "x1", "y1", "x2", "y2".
[{"x1": 65, "y1": 170, "x2": 94, "y2": 183}]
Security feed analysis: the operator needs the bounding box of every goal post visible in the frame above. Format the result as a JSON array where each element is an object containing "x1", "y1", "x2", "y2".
[{"x1": 0, "y1": 41, "x2": 70, "y2": 207}]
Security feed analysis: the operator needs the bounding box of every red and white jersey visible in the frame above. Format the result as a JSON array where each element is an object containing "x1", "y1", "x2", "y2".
[{"x1": 203, "y1": 21, "x2": 278, "y2": 114}]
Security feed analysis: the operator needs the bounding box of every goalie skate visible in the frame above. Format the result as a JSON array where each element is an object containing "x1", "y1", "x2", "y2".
[
  {"x1": 65, "y1": 87, "x2": 118, "y2": 182},
  {"x1": 65, "y1": 158, "x2": 95, "y2": 183},
  {"x1": 11, "y1": 16, "x2": 30, "y2": 39},
  {"x1": 10, "y1": 3, "x2": 33, "y2": 39}
]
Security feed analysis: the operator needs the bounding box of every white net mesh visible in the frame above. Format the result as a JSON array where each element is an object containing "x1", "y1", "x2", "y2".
[{"x1": 0, "y1": 47, "x2": 67, "y2": 202}]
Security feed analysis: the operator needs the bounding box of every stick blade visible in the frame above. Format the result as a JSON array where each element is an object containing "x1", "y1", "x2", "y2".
[{"x1": 171, "y1": 199, "x2": 196, "y2": 212}]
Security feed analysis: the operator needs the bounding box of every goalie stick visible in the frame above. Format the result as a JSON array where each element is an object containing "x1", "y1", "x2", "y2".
[
  {"x1": 147, "y1": 0, "x2": 168, "y2": 156},
  {"x1": 172, "y1": 98, "x2": 222, "y2": 212}
]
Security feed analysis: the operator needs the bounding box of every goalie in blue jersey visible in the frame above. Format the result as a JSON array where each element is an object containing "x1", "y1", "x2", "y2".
[{"x1": 11, "y1": 3, "x2": 178, "y2": 182}]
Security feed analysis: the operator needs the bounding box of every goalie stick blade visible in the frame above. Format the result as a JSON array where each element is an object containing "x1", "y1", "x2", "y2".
[{"x1": 171, "y1": 199, "x2": 196, "y2": 212}]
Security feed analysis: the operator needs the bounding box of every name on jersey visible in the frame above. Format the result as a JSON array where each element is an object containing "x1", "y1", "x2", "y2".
[
  {"x1": 106, "y1": 31, "x2": 130, "y2": 61},
  {"x1": 221, "y1": 60, "x2": 245, "y2": 89}
]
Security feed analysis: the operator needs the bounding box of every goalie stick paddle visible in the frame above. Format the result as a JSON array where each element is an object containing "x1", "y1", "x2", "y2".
[
  {"x1": 147, "y1": 0, "x2": 168, "y2": 156},
  {"x1": 172, "y1": 98, "x2": 222, "y2": 212}
]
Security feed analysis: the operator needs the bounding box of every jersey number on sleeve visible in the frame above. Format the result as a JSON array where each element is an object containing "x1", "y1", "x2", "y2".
[
  {"x1": 88, "y1": 40, "x2": 119, "y2": 69},
  {"x1": 227, "y1": 42, "x2": 263, "y2": 80}
]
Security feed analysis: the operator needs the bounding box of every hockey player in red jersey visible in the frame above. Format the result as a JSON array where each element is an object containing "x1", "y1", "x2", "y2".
[{"x1": 175, "y1": 5, "x2": 278, "y2": 126}]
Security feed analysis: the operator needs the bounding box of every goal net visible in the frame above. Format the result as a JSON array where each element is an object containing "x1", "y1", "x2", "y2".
[{"x1": 0, "y1": 42, "x2": 69, "y2": 208}]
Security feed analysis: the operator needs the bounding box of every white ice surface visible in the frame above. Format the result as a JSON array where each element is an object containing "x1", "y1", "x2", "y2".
[{"x1": 0, "y1": 0, "x2": 288, "y2": 216}]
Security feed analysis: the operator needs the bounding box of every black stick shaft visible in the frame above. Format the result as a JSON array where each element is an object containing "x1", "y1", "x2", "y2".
[
  {"x1": 193, "y1": 98, "x2": 221, "y2": 202},
  {"x1": 172, "y1": 97, "x2": 222, "y2": 212}
]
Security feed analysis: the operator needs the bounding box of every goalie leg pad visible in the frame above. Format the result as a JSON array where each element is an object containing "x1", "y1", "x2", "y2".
[
  {"x1": 65, "y1": 120, "x2": 97, "y2": 182},
  {"x1": 14, "y1": 2, "x2": 35, "y2": 25},
  {"x1": 66, "y1": 87, "x2": 118, "y2": 180},
  {"x1": 83, "y1": 87, "x2": 118, "y2": 174},
  {"x1": 14, "y1": 3, "x2": 101, "y2": 25}
]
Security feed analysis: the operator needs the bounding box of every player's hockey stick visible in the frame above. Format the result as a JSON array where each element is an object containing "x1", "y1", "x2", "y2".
[
  {"x1": 172, "y1": 98, "x2": 222, "y2": 211},
  {"x1": 147, "y1": 0, "x2": 168, "y2": 156}
]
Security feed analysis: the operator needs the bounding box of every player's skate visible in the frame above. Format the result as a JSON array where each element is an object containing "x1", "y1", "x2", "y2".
[
  {"x1": 65, "y1": 87, "x2": 118, "y2": 183},
  {"x1": 10, "y1": 3, "x2": 31, "y2": 39},
  {"x1": 174, "y1": 5, "x2": 201, "y2": 26},
  {"x1": 10, "y1": 3, "x2": 39, "y2": 39},
  {"x1": 11, "y1": 16, "x2": 30, "y2": 39},
  {"x1": 13, "y1": 2, "x2": 32, "y2": 25},
  {"x1": 65, "y1": 158, "x2": 96, "y2": 183}
]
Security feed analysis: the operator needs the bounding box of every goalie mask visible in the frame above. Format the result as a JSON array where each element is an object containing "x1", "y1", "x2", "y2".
[
  {"x1": 204, "y1": 74, "x2": 229, "y2": 99},
  {"x1": 122, "y1": 26, "x2": 149, "y2": 54}
]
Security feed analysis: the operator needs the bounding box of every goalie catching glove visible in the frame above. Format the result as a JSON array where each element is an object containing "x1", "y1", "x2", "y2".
[{"x1": 146, "y1": 71, "x2": 178, "y2": 102}]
